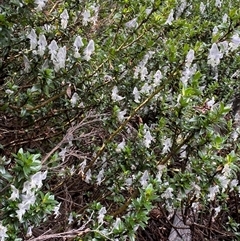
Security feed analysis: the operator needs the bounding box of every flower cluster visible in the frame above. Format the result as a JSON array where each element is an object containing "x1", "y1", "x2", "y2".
[
  {"x1": 0, "y1": 223, "x2": 8, "y2": 241},
  {"x1": 10, "y1": 171, "x2": 47, "y2": 222},
  {"x1": 181, "y1": 49, "x2": 196, "y2": 86},
  {"x1": 207, "y1": 43, "x2": 223, "y2": 67},
  {"x1": 35, "y1": 0, "x2": 48, "y2": 11}
]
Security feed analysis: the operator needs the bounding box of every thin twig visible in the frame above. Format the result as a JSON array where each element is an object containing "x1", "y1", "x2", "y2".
[
  {"x1": 41, "y1": 114, "x2": 106, "y2": 165},
  {"x1": 28, "y1": 228, "x2": 90, "y2": 241}
]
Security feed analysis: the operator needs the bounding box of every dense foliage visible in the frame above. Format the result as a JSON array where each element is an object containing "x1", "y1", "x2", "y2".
[{"x1": 0, "y1": 0, "x2": 240, "y2": 240}]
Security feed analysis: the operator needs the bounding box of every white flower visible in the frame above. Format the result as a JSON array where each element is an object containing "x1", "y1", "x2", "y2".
[
  {"x1": 111, "y1": 86, "x2": 125, "y2": 101},
  {"x1": 230, "y1": 179, "x2": 238, "y2": 191},
  {"x1": 212, "y1": 206, "x2": 221, "y2": 222},
  {"x1": 0, "y1": 222, "x2": 8, "y2": 241},
  {"x1": 215, "y1": 0, "x2": 221, "y2": 8},
  {"x1": 53, "y1": 46, "x2": 67, "y2": 72},
  {"x1": 140, "y1": 66, "x2": 148, "y2": 80},
  {"x1": 22, "y1": 180, "x2": 32, "y2": 195},
  {"x1": 96, "y1": 168, "x2": 104, "y2": 185},
  {"x1": 235, "y1": 113, "x2": 240, "y2": 125},
  {"x1": 165, "y1": 9, "x2": 174, "y2": 25},
  {"x1": 206, "y1": 97, "x2": 215, "y2": 108},
  {"x1": 104, "y1": 74, "x2": 113, "y2": 82},
  {"x1": 156, "y1": 165, "x2": 166, "y2": 182},
  {"x1": 161, "y1": 187, "x2": 174, "y2": 199},
  {"x1": 231, "y1": 130, "x2": 239, "y2": 141},
  {"x1": 140, "y1": 170, "x2": 149, "y2": 188},
  {"x1": 185, "y1": 49, "x2": 195, "y2": 68},
  {"x1": 73, "y1": 36, "x2": 84, "y2": 58},
  {"x1": 26, "y1": 226, "x2": 33, "y2": 238},
  {"x1": 218, "y1": 41, "x2": 229, "y2": 54},
  {"x1": 134, "y1": 66, "x2": 141, "y2": 79},
  {"x1": 154, "y1": 70, "x2": 163, "y2": 85},
  {"x1": 125, "y1": 178, "x2": 133, "y2": 186},
  {"x1": 83, "y1": 39, "x2": 95, "y2": 61},
  {"x1": 133, "y1": 87, "x2": 141, "y2": 103},
  {"x1": 5, "y1": 89, "x2": 14, "y2": 95},
  {"x1": 222, "y1": 163, "x2": 231, "y2": 177},
  {"x1": 180, "y1": 145, "x2": 187, "y2": 159},
  {"x1": 43, "y1": 23, "x2": 53, "y2": 32},
  {"x1": 70, "y1": 92, "x2": 79, "y2": 107},
  {"x1": 140, "y1": 82, "x2": 151, "y2": 94},
  {"x1": 35, "y1": 0, "x2": 48, "y2": 11},
  {"x1": 57, "y1": 46, "x2": 67, "y2": 69},
  {"x1": 30, "y1": 170, "x2": 47, "y2": 189},
  {"x1": 98, "y1": 207, "x2": 106, "y2": 224},
  {"x1": 222, "y1": 13, "x2": 228, "y2": 23},
  {"x1": 200, "y1": 2, "x2": 206, "y2": 14},
  {"x1": 68, "y1": 213, "x2": 74, "y2": 224},
  {"x1": 60, "y1": 9, "x2": 69, "y2": 29},
  {"x1": 181, "y1": 64, "x2": 197, "y2": 85},
  {"x1": 23, "y1": 55, "x2": 31, "y2": 73},
  {"x1": 38, "y1": 34, "x2": 47, "y2": 56},
  {"x1": 212, "y1": 26, "x2": 218, "y2": 35},
  {"x1": 90, "y1": 4, "x2": 99, "y2": 25},
  {"x1": 27, "y1": 29, "x2": 37, "y2": 50},
  {"x1": 53, "y1": 202, "x2": 61, "y2": 218},
  {"x1": 176, "y1": 0, "x2": 187, "y2": 18},
  {"x1": 85, "y1": 169, "x2": 92, "y2": 183},
  {"x1": 229, "y1": 34, "x2": 240, "y2": 51},
  {"x1": 113, "y1": 218, "x2": 122, "y2": 230},
  {"x1": 208, "y1": 185, "x2": 219, "y2": 201},
  {"x1": 207, "y1": 43, "x2": 223, "y2": 67},
  {"x1": 162, "y1": 137, "x2": 172, "y2": 154},
  {"x1": 217, "y1": 175, "x2": 229, "y2": 192},
  {"x1": 117, "y1": 109, "x2": 127, "y2": 122},
  {"x1": 82, "y1": 10, "x2": 91, "y2": 26},
  {"x1": 22, "y1": 193, "x2": 37, "y2": 207},
  {"x1": 16, "y1": 194, "x2": 36, "y2": 223},
  {"x1": 9, "y1": 185, "x2": 19, "y2": 201},
  {"x1": 22, "y1": 181, "x2": 34, "y2": 195},
  {"x1": 143, "y1": 130, "x2": 154, "y2": 148},
  {"x1": 146, "y1": 8, "x2": 152, "y2": 15},
  {"x1": 116, "y1": 139, "x2": 126, "y2": 153},
  {"x1": 125, "y1": 18, "x2": 138, "y2": 29},
  {"x1": 48, "y1": 40, "x2": 59, "y2": 60},
  {"x1": 191, "y1": 202, "x2": 200, "y2": 212},
  {"x1": 134, "y1": 51, "x2": 155, "y2": 79},
  {"x1": 22, "y1": 171, "x2": 47, "y2": 194},
  {"x1": 192, "y1": 183, "x2": 201, "y2": 198},
  {"x1": 16, "y1": 206, "x2": 26, "y2": 223}
]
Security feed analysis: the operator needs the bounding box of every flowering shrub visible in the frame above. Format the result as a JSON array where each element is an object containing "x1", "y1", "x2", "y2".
[
  {"x1": 0, "y1": 149, "x2": 57, "y2": 240},
  {"x1": 1, "y1": 0, "x2": 240, "y2": 240}
]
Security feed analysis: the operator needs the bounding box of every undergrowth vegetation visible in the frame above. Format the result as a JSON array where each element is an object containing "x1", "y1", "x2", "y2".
[{"x1": 0, "y1": 0, "x2": 240, "y2": 240}]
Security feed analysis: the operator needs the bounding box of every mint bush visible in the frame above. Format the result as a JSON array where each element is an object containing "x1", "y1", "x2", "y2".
[{"x1": 0, "y1": 0, "x2": 240, "y2": 240}]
